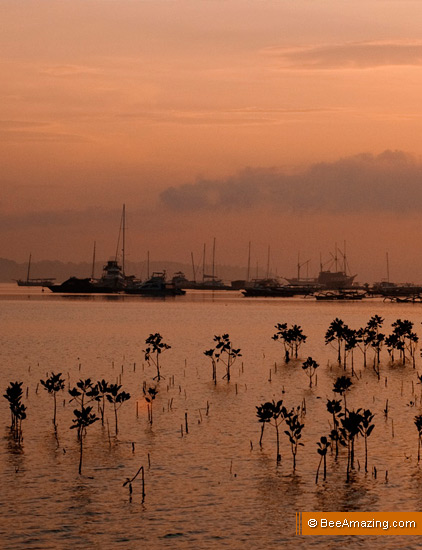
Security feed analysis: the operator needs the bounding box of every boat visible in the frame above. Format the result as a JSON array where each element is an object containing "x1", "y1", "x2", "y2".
[
  {"x1": 125, "y1": 271, "x2": 186, "y2": 296},
  {"x1": 15, "y1": 254, "x2": 56, "y2": 287},
  {"x1": 242, "y1": 278, "x2": 296, "y2": 297},
  {"x1": 286, "y1": 246, "x2": 356, "y2": 290},
  {"x1": 48, "y1": 259, "x2": 127, "y2": 294},
  {"x1": 315, "y1": 290, "x2": 366, "y2": 301}
]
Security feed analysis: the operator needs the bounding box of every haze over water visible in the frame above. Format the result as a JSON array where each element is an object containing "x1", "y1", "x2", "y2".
[{"x1": 2, "y1": 285, "x2": 422, "y2": 549}]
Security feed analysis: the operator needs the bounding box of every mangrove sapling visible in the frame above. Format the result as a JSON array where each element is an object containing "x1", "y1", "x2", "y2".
[
  {"x1": 68, "y1": 379, "x2": 99, "y2": 440},
  {"x1": 272, "y1": 323, "x2": 307, "y2": 362},
  {"x1": 326, "y1": 399, "x2": 342, "y2": 458},
  {"x1": 40, "y1": 372, "x2": 65, "y2": 428},
  {"x1": 340, "y1": 409, "x2": 363, "y2": 481},
  {"x1": 143, "y1": 333, "x2": 171, "y2": 381},
  {"x1": 415, "y1": 415, "x2": 422, "y2": 463},
  {"x1": 333, "y1": 376, "x2": 352, "y2": 417},
  {"x1": 302, "y1": 357, "x2": 319, "y2": 388},
  {"x1": 143, "y1": 386, "x2": 157, "y2": 425},
  {"x1": 325, "y1": 318, "x2": 348, "y2": 366},
  {"x1": 256, "y1": 401, "x2": 273, "y2": 449},
  {"x1": 95, "y1": 379, "x2": 111, "y2": 426},
  {"x1": 203, "y1": 348, "x2": 218, "y2": 384},
  {"x1": 389, "y1": 319, "x2": 417, "y2": 366},
  {"x1": 316, "y1": 436, "x2": 331, "y2": 483},
  {"x1": 3, "y1": 381, "x2": 27, "y2": 443},
  {"x1": 213, "y1": 334, "x2": 241, "y2": 382},
  {"x1": 106, "y1": 384, "x2": 131, "y2": 435},
  {"x1": 256, "y1": 400, "x2": 287, "y2": 462},
  {"x1": 123, "y1": 465, "x2": 145, "y2": 503},
  {"x1": 344, "y1": 328, "x2": 360, "y2": 374},
  {"x1": 284, "y1": 407, "x2": 304, "y2": 472},
  {"x1": 70, "y1": 406, "x2": 99, "y2": 475},
  {"x1": 359, "y1": 409, "x2": 375, "y2": 473}
]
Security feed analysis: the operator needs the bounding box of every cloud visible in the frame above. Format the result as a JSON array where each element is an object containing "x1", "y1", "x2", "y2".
[
  {"x1": 159, "y1": 150, "x2": 422, "y2": 214},
  {"x1": 264, "y1": 41, "x2": 422, "y2": 70}
]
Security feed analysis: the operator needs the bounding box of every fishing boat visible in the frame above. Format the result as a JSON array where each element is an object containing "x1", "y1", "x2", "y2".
[
  {"x1": 242, "y1": 278, "x2": 296, "y2": 297},
  {"x1": 15, "y1": 254, "x2": 56, "y2": 287},
  {"x1": 125, "y1": 272, "x2": 186, "y2": 296},
  {"x1": 315, "y1": 290, "x2": 366, "y2": 301}
]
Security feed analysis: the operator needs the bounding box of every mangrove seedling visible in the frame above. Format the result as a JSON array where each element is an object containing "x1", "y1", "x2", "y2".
[
  {"x1": 210, "y1": 334, "x2": 241, "y2": 382},
  {"x1": 302, "y1": 357, "x2": 319, "y2": 388},
  {"x1": 316, "y1": 436, "x2": 331, "y2": 483},
  {"x1": 68, "y1": 379, "x2": 99, "y2": 439},
  {"x1": 284, "y1": 407, "x2": 304, "y2": 471},
  {"x1": 95, "y1": 379, "x2": 111, "y2": 426},
  {"x1": 359, "y1": 409, "x2": 375, "y2": 473},
  {"x1": 272, "y1": 323, "x2": 307, "y2": 362},
  {"x1": 340, "y1": 409, "x2": 363, "y2": 481},
  {"x1": 143, "y1": 386, "x2": 158, "y2": 425},
  {"x1": 256, "y1": 401, "x2": 273, "y2": 449},
  {"x1": 256, "y1": 399, "x2": 287, "y2": 462},
  {"x1": 40, "y1": 372, "x2": 65, "y2": 428},
  {"x1": 203, "y1": 348, "x2": 218, "y2": 384},
  {"x1": 70, "y1": 405, "x2": 99, "y2": 474},
  {"x1": 106, "y1": 383, "x2": 131, "y2": 435},
  {"x1": 325, "y1": 318, "x2": 348, "y2": 366},
  {"x1": 333, "y1": 376, "x2": 352, "y2": 415},
  {"x1": 415, "y1": 415, "x2": 422, "y2": 463},
  {"x1": 3, "y1": 381, "x2": 27, "y2": 443},
  {"x1": 327, "y1": 398, "x2": 342, "y2": 458},
  {"x1": 143, "y1": 333, "x2": 171, "y2": 381}
]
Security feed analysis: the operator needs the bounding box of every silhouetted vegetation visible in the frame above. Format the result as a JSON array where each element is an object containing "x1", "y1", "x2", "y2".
[
  {"x1": 143, "y1": 333, "x2": 171, "y2": 381},
  {"x1": 205, "y1": 334, "x2": 241, "y2": 382},
  {"x1": 272, "y1": 323, "x2": 307, "y2": 362},
  {"x1": 40, "y1": 372, "x2": 65, "y2": 428},
  {"x1": 302, "y1": 357, "x2": 319, "y2": 388},
  {"x1": 106, "y1": 383, "x2": 131, "y2": 435},
  {"x1": 3, "y1": 381, "x2": 26, "y2": 443},
  {"x1": 256, "y1": 399, "x2": 287, "y2": 462}
]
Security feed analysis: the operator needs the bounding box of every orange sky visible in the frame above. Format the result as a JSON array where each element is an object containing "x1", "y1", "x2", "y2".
[{"x1": 3, "y1": 1, "x2": 422, "y2": 282}]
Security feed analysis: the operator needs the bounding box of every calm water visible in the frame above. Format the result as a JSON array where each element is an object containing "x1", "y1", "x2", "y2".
[{"x1": 2, "y1": 283, "x2": 422, "y2": 549}]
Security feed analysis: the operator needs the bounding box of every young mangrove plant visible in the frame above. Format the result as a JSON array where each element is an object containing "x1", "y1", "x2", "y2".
[
  {"x1": 203, "y1": 348, "x2": 218, "y2": 384},
  {"x1": 70, "y1": 405, "x2": 99, "y2": 475},
  {"x1": 256, "y1": 401, "x2": 273, "y2": 449},
  {"x1": 325, "y1": 318, "x2": 349, "y2": 366},
  {"x1": 106, "y1": 383, "x2": 131, "y2": 435},
  {"x1": 208, "y1": 334, "x2": 241, "y2": 382},
  {"x1": 68, "y1": 379, "x2": 99, "y2": 439},
  {"x1": 256, "y1": 399, "x2": 287, "y2": 462},
  {"x1": 415, "y1": 414, "x2": 422, "y2": 463},
  {"x1": 143, "y1": 386, "x2": 158, "y2": 425},
  {"x1": 272, "y1": 323, "x2": 307, "y2": 363},
  {"x1": 315, "y1": 436, "x2": 331, "y2": 483},
  {"x1": 344, "y1": 328, "x2": 360, "y2": 373},
  {"x1": 340, "y1": 409, "x2": 363, "y2": 481},
  {"x1": 359, "y1": 409, "x2": 375, "y2": 473},
  {"x1": 388, "y1": 319, "x2": 418, "y2": 366},
  {"x1": 40, "y1": 372, "x2": 65, "y2": 429},
  {"x1": 302, "y1": 357, "x2": 319, "y2": 388},
  {"x1": 333, "y1": 376, "x2": 352, "y2": 416},
  {"x1": 284, "y1": 406, "x2": 304, "y2": 471},
  {"x1": 327, "y1": 398, "x2": 342, "y2": 458},
  {"x1": 3, "y1": 381, "x2": 27, "y2": 443},
  {"x1": 95, "y1": 379, "x2": 111, "y2": 426},
  {"x1": 143, "y1": 333, "x2": 171, "y2": 381}
]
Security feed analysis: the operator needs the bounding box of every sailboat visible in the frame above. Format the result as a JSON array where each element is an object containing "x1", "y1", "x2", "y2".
[
  {"x1": 15, "y1": 254, "x2": 56, "y2": 287},
  {"x1": 48, "y1": 205, "x2": 133, "y2": 294}
]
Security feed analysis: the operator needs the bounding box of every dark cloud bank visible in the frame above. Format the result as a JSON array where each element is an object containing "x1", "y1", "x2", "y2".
[{"x1": 159, "y1": 151, "x2": 422, "y2": 214}]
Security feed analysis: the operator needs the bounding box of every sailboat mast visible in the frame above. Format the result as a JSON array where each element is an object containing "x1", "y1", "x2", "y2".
[
  {"x1": 212, "y1": 237, "x2": 216, "y2": 280},
  {"x1": 147, "y1": 250, "x2": 150, "y2": 279},
  {"x1": 91, "y1": 241, "x2": 96, "y2": 280},
  {"x1": 191, "y1": 251, "x2": 196, "y2": 282},
  {"x1": 297, "y1": 252, "x2": 300, "y2": 280},
  {"x1": 266, "y1": 245, "x2": 270, "y2": 279},
  {"x1": 386, "y1": 252, "x2": 390, "y2": 283},
  {"x1": 122, "y1": 204, "x2": 126, "y2": 277},
  {"x1": 26, "y1": 253, "x2": 31, "y2": 283},
  {"x1": 246, "y1": 241, "x2": 251, "y2": 282},
  {"x1": 202, "y1": 243, "x2": 206, "y2": 282}
]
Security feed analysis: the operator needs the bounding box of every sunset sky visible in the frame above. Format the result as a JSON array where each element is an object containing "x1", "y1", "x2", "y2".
[{"x1": 3, "y1": 0, "x2": 422, "y2": 282}]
